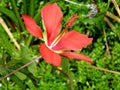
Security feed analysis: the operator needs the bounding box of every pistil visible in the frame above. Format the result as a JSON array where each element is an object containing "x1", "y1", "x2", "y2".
[{"x1": 50, "y1": 14, "x2": 78, "y2": 48}]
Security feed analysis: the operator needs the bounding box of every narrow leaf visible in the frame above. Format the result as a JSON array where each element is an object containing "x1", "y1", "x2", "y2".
[
  {"x1": 0, "y1": 7, "x2": 19, "y2": 28},
  {"x1": 0, "y1": 25, "x2": 15, "y2": 56}
]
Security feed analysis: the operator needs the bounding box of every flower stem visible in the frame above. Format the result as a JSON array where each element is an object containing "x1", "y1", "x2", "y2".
[
  {"x1": 56, "y1": 67, "x2": 74, "y2": 90},
  {"x1": 69, "y1": 78, "x2": 74, "y2": 90}
]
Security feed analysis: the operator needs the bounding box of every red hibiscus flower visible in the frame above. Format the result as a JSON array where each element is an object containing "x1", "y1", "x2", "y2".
[{"x1": 22, "y1": 3, "x2": 93, "y2": 66}]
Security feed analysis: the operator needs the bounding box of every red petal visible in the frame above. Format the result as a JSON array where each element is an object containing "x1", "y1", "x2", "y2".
[
  {"x1": 61, "y1": 52, "x2": 93, "y2": 64},
  {"x1": 40, "y1": 43, "x2": 61, "y2": 66},
  {"x1": 53, "y1": 30, "x2": 93, "y2": 50},
  {"x1": 41, "y1": 3, "x2": 63, "y2": 46},
  {"x1": 22, "y1": 14, "x2": 42, "y2": 38}
]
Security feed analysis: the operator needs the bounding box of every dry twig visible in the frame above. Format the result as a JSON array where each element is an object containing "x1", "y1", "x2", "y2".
[
  {"x1": 0, "y1": 17, "x2": 20, "y2": 50},
  {"x1": 89, "y1": 65, "x2": 120, "y2": 75},
  {"x1": 103, "y1": 29, "x2": 110, "y2": 56},
  {"x1": 104, "y1": 16, "x2": 120, "y2": 40},
  {"x1": 0, "y1": 57, "x2": 40, "y2": 81},
  {"x1": 111, "y1": 0, "x2": 120, "y2": 16},
  {"x1": 106, "y1": 11, "x2": 120, "y2": 23}
]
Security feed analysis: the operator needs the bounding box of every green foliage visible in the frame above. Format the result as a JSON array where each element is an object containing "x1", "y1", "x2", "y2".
[
  {"x1": 0, "y1": 7, "x2": 20, "y2": 28},
  {"x1": 15, "y1": 71, "x2": 27, "y2": 81},
  {"x1": 0, "y1": 25, "x2": 15, "y2": 56},
  {"x1": 0, "y1": 0, "x2": 120, "y2": 90}
]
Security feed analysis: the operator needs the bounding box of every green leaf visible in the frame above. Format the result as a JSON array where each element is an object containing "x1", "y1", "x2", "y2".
[
  {"x1": 20, "y1": 69, "x2": 39, "y2": 87},
  {"x1": 61, "y1": 58, "x2": 74, "y2": 80},
  {"x1": 0, "y1": 65, "x2": 7, "y2": 75},
  {"x1": 68, "y1": 70, "x2": 74, "y2": 81},
  {"x1": 28, "y1": 62, "x2": 38, "y2": 77},
  {"x1": 20, "y1": 45, "x2": 37, "y2": 76},
  {"x1": 0, "y1": 7, "x2": 20, "y2": 28},
  {"x1": 10, "y1": 75, "x2": 25, "y2": 89},
  {"x1": 15, "y1": 71, "x2": 27, "y2": 80},
  {"x1": 20, "y1": 45, "x2": 31, "y2": 64},
  {"x1": 61, "y1": 58, "x2": 70, "y2": 74},
  {"x1": 0, "y1": 25, "x2": 15, "y2": 56}
]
